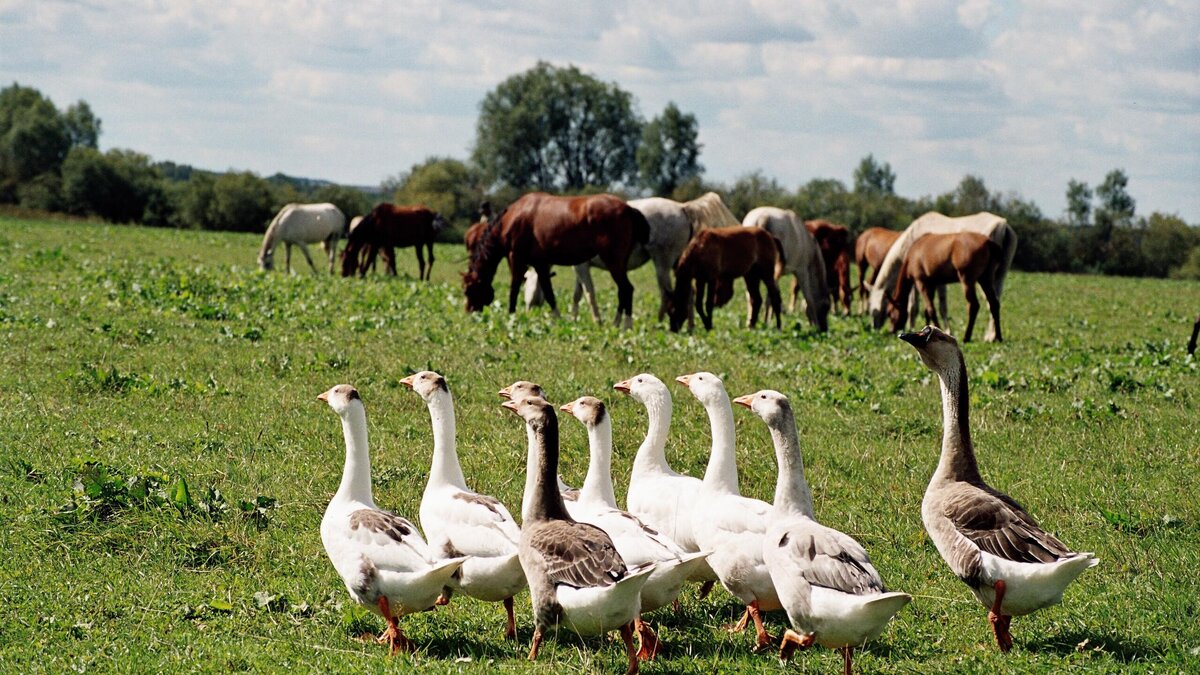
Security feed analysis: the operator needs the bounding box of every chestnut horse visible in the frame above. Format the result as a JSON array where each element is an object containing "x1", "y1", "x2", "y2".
[
  {"x1": 463, "y1": 192, "x2": 649, "y2": 328},
  {"x1": 340, "y1": 204, "x2": 447, "y2": 280},
  {"x1": 854, "y1": 227, "x2": 901, "y2": 313},
  {"x1": 668, "y1": 227, "x2": 784, "y2": 332},
  {"x1": 805, "y1": 219, "x2": 853, "y2": 316},
  {"x1": 888, "y1": 232, "x2": 1002, "y2": 342}
]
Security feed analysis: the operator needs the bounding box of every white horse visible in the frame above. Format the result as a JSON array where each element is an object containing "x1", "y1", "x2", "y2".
[
  {"x1": 742, "y1": 206, "x2": 830, "y2": 332},
  {"x1": 868, "y1": 212, "x2": 1018, "y2": 342},
  {"x1": 257, "y1": 203, "x2": 347, "y2": 274},
  {"x1": 523, "y1": 192, "x2": 741, "y2": 321}
]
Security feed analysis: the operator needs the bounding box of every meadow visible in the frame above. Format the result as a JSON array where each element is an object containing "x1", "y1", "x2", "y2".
[{"x1": 0, "y1": 213, "x2": 1198, "y2": 674}]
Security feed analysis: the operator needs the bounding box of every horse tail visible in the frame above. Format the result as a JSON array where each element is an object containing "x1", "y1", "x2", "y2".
[
  {"x1": 770, "y1": 234, "x2": 786, "y2": 277},
  {"x1": 627, "y1": 204, "x2": 650, "y2": 245}
]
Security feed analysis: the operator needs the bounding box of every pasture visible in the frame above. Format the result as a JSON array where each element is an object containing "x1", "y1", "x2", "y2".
[{"x1": 0, "y1": 214, "x2": 1197, "y2": 673}]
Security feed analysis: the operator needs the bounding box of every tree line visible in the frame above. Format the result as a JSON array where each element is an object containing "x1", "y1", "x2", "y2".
[{"x1": 2, "y1": 68, "x2": 1197, "y2": 280}]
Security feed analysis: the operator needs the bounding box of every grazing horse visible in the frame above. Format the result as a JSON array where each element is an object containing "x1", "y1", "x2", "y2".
[
  {"x1": 888, "y1": 232, "x2": 1003, "y2": 342},
  {"x1": 524, "y1": 192, "x2": 740, "y2": 322},
  {"x1": 742, "y1": 207, "x2": 829, "y2": 332},
  {"x1": 869, "y1": 212, "x2": 1017, "y2": 342},
  {"x1": 257, "y1": 203, "x2": 346, "y2": 274},
  {"x1": 854, "y1": 227, "x2": 902, "y2": 313},
  {"x1": 463, "y1": 192, "x2": 649, "y2": 328},
  {"x1": 668, "y1": 227, "x2": 784, "y2": 332},
  {"x1": 340, "y1": 204, "x2": 446, "y2": 280},
  {"x1": 805, "y1": 219, "x2": 854, "y2": 316}
]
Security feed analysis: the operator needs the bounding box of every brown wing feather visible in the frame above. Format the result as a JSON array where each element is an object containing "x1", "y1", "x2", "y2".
[
  {"x1": 526, "y1": 520, "x2": 628, "y2": 589},
  {"x1": 942, "y1": 483, "x2": 1074, "y2": 564},
  {"x1": 779, "y1": 526, "x2": 885, "y2": 595}
]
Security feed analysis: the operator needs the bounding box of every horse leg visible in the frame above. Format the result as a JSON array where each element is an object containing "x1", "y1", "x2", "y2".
[
  {"x1": 917, "y1": 280, "x2": 940, "y2": 328},
  {"x1": 767, "y1": 276, "x2": 783, "y2": 330},
  {"x1": 653, "y1": 256, "x2": 674, "y2": 323},
  {"x1": 534, "y1": 264, "x2": 560, "y2": 318},
  {"x1": 609, "y1": 266, "x2": 634, "y2": 329},
  {"x1": 859, "y1": 264, "x2": 871, "y2": 314},
  {"x1": 745, "y1": 276, "x2": 762, "y2": 328},
  {"x1": 962, "y1": 275, "x2": 980, "y2": 343},
  {"x1": 701, "y1": 280, "x2": 716, "y2": 331},
  {"x1": 285, "y1": 243, "x2": 293, "y2": 274},
  {"x1": 937, "y1": 284, "x2": 949, "y2": 323},
  {"x1": 415, "y1": 245, "x2": 426, "y2": 281},
  {"x1": 508, "y1": 260, "x2": 528, "y2": 314},
  {"x1": 790, "y1": 275, "x2": 801, "y2": 314},
  {"x1": 426, "y1": 242, "x2": 435, "y2": 281},
  {"x1": 298, "y1": 243, "x2": 319, "y2": 274},
  {"x1": 980, "y1": 275, "x2": 1002, "y2": 343},
  {"x1": 575, "y1": 265, "x2": 602, "y2": 323}
]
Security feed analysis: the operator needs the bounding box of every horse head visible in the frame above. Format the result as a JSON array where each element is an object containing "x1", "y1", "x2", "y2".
[
  {"x1": 432, "y1": 213, "x2": 449, "y2": 232},
  {"x1": 462, "y1": 269, "x2": 495, "y2": 312},
  {"x1": 883, "y1": 287, "x2": 906, "y2": 331},
  {"x1": 339, "y1": 242, "x2": 361, "y2": 277},
  {"x1": 257, "y1": 247, "x2": 274, "y2": 271}
]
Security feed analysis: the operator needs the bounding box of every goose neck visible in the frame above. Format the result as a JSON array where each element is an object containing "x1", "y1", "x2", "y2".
[
  {"x1": 632, "y1": 392, "x2": 673, "y2": 475},
  {"x1": 700, "y1": 394, "x2": 740, "y2": 493},
  {"x1": 426, "y1": 391, "x2": 466, "y2": 490},
  {"x1": 335, "y1": 404, "x2": 374, "y2": 505},
  {"x1": 521, "y1": 417, "x2": 572, "y2": 523},
  {"x1": 579, "y1": 418, "x2": 618, "y2": 510},
  {"x1": 768, "y1": 409, "x2": 814, "y2": 519},
  {"x1": 933, "y1": 357, "x2": 981, "y2": 483}
]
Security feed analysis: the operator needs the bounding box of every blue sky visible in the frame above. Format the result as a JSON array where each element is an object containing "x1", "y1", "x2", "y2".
[{"x1": 3, "y1": 0, "x2": 1197, "y2": 221}]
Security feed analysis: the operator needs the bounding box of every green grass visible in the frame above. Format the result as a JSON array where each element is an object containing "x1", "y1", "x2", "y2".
[{"x1": 1, "y1": 214, "x2": 1198, "y2": 673}]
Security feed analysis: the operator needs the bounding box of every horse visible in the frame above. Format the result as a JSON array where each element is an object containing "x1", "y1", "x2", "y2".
[
  {"x1": 854, "y1": 227, "x2": 902, "y2": 313},
  {"x1": 741, "y1": 207, "x2": 829, "y2": 332},
  {"x1": 805, "y1": 219, "x2": 854, "y2": 316},
  {"x1": 340, "y1": 204, "x2": 447, "y2": 280},
  {"x1": 1189, "y1": 315, "x2": 1199, "y2": 356},
  {"x1": 868, "y1": 212, "x2": 1017, "y2": 342},
  {"x1": 523, "y1": 192, "x2": 740, "y2": 322},
  {"x1": 887, "y1": 231, "x2": 1003, "y2": 343},
  {"x1": 257, "y1": 203, "x2": 346, "y2": 274},
  {"x1": 668, "y1": 227, "x2": 784, "y2": 332},
  {"x1": 463, "y1": 192, "x2": 649, "y2": 328}
]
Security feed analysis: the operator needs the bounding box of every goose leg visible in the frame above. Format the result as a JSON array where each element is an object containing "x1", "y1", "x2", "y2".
[
  {"x1": 747, "y1": 600, "x2": 777, "y2": 652},
  {"x1": 435, "y1": 586, "x2": 452, "y2": 606},
  {"x1": 634, "y1": 615, "x2": 660, "y2": 660},
  {"x1": 527, "y1": 627, "x2": 543, "y2": 661},
  {"x1": 376, "y1": 596, "x2": 413, "y2": 654},
  {"x1": 697, "y1": 580, "x2": 715, "y2": 600},
  {"x1": 620, "y1": 621, "x2": 640, "y2": 675},
  {"x1": 503, "y1": 596, "x2": 517, "y2": 641},
  {"x1": 843, "y1": 646, "x2": 854, "y2": 675},
  {"x1": 778, "y1": 628, "x2": 813, "y2": 661},
  {"x1": 725, "y1": 607, "x2": 750, "y2": 633},
  {"x1": 989, "y1": 579, "x2": 1013, "y2": 652}
]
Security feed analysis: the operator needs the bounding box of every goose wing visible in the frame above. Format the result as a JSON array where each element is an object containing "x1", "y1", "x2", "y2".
[
  {"x1": 344, "y1": 508, "x2": 436, "y2": 572},
  {"x1": 526, "y1": 520, "x2": 628, "y2": 589},
  {"x1": 429, "y1": 490, "x2": 522, "y2": 556},
  {"x1": 941, "y1": 482, "x2": 1074, "y2": 564},
  {"x1": 774, "y1": 519, "x2": 884, "y2": 595}
]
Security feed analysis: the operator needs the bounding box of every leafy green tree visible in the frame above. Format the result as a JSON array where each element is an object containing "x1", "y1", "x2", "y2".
[
  {"x1": 1065, "y1": 179, "x2": 1092, "y2": 227},
  {"x1": 392, "y1": 157, "x2": 485, "y2": 232},
  {"x1": 0, "y1": 83, "x2": 70, "y2": 202},
  {"x1": 309, "y1": 183, "x2": 374, "y2": 221},
  {"x1": 1140, "y1": 212, "x2": 1197, "y2": 277},
  {"x1": 1169, "y1": 245, "x2": 1200, "y2": 280},
  {"x1": 852, "y1": 154, "x2": 895, "y2": 195},
  {"x1": 208, "y1": 171, "x2": 275, "y2": 232},
  {"x1": 177, "y1": 172, "x2": 216, "y2": 229},
  {"x1": 61, "y1": 147, "x2": 165, "y2": 223},
  {"x1": 63, "y1": 101, "x2": 101, "y2": 149},
  {"x1": 723, "y1": 170, "x2": 788, "y2": 219},
  {"x1": 473, "y1": 61, "x2": 641, "y2": 191},
  {"x1": 1095, "y1": 169, "x2": 1135, "y2": 229},
  {"x1": 637, "y1": 102, "x2": 702, "y2": 196}
]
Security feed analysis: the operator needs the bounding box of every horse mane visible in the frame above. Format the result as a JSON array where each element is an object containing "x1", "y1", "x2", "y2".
[
  {"x1": 682, "y1": 192, "x2": 740, "y2": 234},
  {"x1": 258, "y1": 203, "x2": 298, "y2": 257},
  {"x1": 466, "y1": 206, "x2": 507, "y2": 275}
]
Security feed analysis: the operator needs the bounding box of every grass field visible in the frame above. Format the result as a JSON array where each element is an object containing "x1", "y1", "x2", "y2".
[{"x1": 1, "y1": 214, "x2": 1198, "y2": 673}]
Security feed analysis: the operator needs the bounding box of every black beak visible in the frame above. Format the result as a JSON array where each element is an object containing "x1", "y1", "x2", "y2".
[{"x1": 898, "y1": 329, "x2": 929, "y2": 348}]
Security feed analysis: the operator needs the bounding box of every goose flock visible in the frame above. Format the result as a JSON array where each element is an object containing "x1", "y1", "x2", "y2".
[{"x1": 316, "y1": 326, "x2": 1097, "y2": 673}]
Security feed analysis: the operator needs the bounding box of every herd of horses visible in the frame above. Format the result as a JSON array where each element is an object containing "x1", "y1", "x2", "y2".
[{"x1": 257, "y1": 195, "x2": 1021, "y2": 342}]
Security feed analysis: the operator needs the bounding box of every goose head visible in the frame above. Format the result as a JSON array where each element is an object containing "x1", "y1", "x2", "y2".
[
  {"x1": 499, "y1": 380, "x2": 545, "y2": 402},
  {"x1": 317, "y1": 384, "x2": 362, "y2": 416},
  {"x1": 501, "y1": 394, "x2": 555, "y2": 430},
  {"x1": 561, "y1": 396, "x2": 608, "y2": 429},
  {"x1": 675, "y1": 371, "x2": 729, "y2": 407},
  {"x1": 899, "y1": 325, "x2": 962, "y2": 374},
  {"x1": 733, "y1": 389, "x2": 792, "y2": 426},
  {"x1": 399, "y1": 370, "x2": 450, "y2": 402},
  {"x1": 614, "y1": 373, "x2": 668, "y2": 406}
]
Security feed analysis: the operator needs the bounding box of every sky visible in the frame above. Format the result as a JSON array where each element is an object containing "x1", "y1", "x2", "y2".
[{"x1": 3, "y1": 0, "x2": 1197, "y2": 222}]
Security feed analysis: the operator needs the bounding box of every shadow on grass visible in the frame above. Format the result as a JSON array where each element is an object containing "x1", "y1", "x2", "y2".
[{"x1": 1025, "y1": 629, "x2": 1158, "y2": 663}]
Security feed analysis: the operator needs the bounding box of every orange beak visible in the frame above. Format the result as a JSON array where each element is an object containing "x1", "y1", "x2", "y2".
[
  {"x1": 498, "y1": 386, "x2": 511, "y2": 400},
  {"x1": 560, "y1": 401, "x2": 575, "y2": 415},
  {"x1": 399, "y1": 374, "x2": 415, "y2": 389},
  {"x1": 317, "y1": 390, "x2": 330, "y2": 402},
  {"x1": 501, "y1": 399, "x2": 519, "y2": 413},
  {"x1": 675, "y1": 374, "x2": 692, "y2": 388},
  {"x1": 613, "y1": 379, "x2": 631, "y2": 393},
  {"x1": 732, "y1": 394, "x2": 754, "y2": 409}
]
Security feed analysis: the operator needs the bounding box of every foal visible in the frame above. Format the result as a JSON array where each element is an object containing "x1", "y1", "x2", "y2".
[
  {"x1": 888, "y1": 232, "x2": 1002, "y2": 342},
  {"x1": 669, "y1": 227, "x2": 784, "y2": 332}
]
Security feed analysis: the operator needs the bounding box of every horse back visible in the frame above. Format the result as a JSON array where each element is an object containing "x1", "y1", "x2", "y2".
[{"x1": 502, "y1": 193, "x2": 635, "y2": 266}]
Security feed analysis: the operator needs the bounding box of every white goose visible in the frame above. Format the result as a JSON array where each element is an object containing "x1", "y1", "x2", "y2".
[
  {"x1": 504, "y1": 395, "x2": 654, "y2": 675},
  {"x1": 498, "y1": 380, "x2": 580, "y2": 519},
  {"x1": 735, "y1": 389, "x2": 911, "y2": 673},
  {"x1": 401, "y1": 371, "x2": 526, "y2": 641},
  {"x1": 901, "y1": 326, "x2": 1098, "y2": 652},
  {"x1": 614, "y1": 373, "x2": 719, "y2": 593},
  {"x1": 561, "y1": 395, "x2": 712, "y2": 659},
  {"x1": 317, "y1": 384, "x2": 466, "y2": 654},
  {"x1": 678, "y1": 372, "x2": 780, "y2": 651}
]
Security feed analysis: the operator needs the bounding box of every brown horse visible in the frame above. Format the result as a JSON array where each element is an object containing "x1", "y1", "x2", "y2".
[
  {"x1": 340, "y1": 204, "x2": 447, "y2": 279},
  {"x1": 805, "y1": 219, "x2": 854, "y2": 316},
  {"x1": 855, "y1": 227, "x2": 902, "y2": 312},
  {"x1": 462, "y1": 192, "x2": 649, "y2": 327},
  {"x1": 669, "y1": 227, "x2": 784, "y2": 332},
  {"x1": 888, "y1": 232, "x2": 1002, "y2": 342}
]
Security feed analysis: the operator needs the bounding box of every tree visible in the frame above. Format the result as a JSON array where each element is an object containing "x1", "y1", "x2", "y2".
[
  {"x1": 794, "y1": 178, "x2": 851, "y2": 221},
  {"x1": 953, "y1": 175, "x2": 995, "y2": 215},
  {"x1": 637, "y1": 102, "x2": 702, "y2": 196},
  {"x1": 0, "y1": 83, "x2": 70, "y2": 202},
  {"x1": 1095, "y1": 169, "x2": 1135, "y2": 229},
  {"x1": 1065, "y1": 179, "x2": 1092, "y2": 227},
  {"x1": 208, "y1": 171, "x2": 275, "y2": 232},
  {"x1": 472, "y1": 62, "x2": 641, "y2": 191},
  {"x1": 852, "y1": 154, "x2": 895, "y2": 195},
  {"x1": 723, "y1": 170, "x2": 789, "y2": 218},
  {"x1": 1140, "y1": 212, "x2": 1197, "y2": 277},
  {"x1": 310, "y1": 183, "x2": 374, "y2": 221},
  {"x1": 61, "y1": 147, "x2": 165, "y2": 224},
  {"x1": 63, "y1": 101, "x2": 101, "y2": 149},
  {"x1": 392, "y1": 157, "x2": 485, "y2": 236}
]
